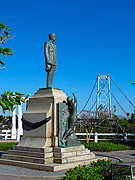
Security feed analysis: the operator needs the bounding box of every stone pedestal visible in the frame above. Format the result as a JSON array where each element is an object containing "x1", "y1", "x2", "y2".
[
  {"x1": 18, "y1": 88, "x2": 67, "y2": 148},
  {"x1": 0, "y1": 88, "x2": 107, "y2": 171}
]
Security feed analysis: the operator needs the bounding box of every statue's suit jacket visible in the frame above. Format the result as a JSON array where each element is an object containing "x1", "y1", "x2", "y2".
[{"x1": 44, "y1": 40, "x2": 57, "y2": 66}]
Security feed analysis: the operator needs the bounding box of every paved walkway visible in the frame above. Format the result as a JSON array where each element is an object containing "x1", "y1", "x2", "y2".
[
  {"x1": 0, "y1": 176, "x2": 61, "y2": 180},
  {"x1": 0, "y1": 150, "x2": 135, "y2": 179},
  {"x1": 94, "y1": 150, "x2": 135, "y2": 163}
]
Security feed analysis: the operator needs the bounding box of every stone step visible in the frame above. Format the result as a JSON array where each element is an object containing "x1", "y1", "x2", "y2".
[
  {"x1": 0, "y1": 156, "x2": 107, "y2": 172},
  {"x1": 54, "y1": 149, "x2": 90, "y2": 158},
  {"x1": 0, "y1": 159, "x2": 54, "y2": 171},
  {"x1": 2, "y1": 154, "x2": 53, "y2": 164},
  {"x1": 54, "y1": 153, "x2": 95, "y2": 164},
  {"x1": 8, "y1": 150, "x2": 53, "y2": 158},
  {"x1": 14, "y1": 146, "x2": 53, "y2": 153},
  {"x1": 76, "y1": 149, "x2": 90, "y2": 156},
  {"x1": 53, "y1": 145, "x2": 85, "y2": 153}
]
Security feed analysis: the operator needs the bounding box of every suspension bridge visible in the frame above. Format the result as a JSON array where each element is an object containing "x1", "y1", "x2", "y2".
[{"x1": 78, "y1": 74, "x2": 135, "y2": 120}]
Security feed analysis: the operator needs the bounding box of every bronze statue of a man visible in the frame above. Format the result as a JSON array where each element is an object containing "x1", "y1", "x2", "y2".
[{"x1": 44, "y1": 33, "x2": 57, "y2": 88}]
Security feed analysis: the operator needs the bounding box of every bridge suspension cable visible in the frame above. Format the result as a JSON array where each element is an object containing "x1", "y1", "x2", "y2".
[
  {"x1": 79, "y1": 77, "x2": 108, "y2": 116},
  {"x1": 79, "y1": 74, "x2": 134, "y2": 117},
  {"x1": 78, "y1": 77, "x2": 98, "y2": 116},
  {"x1": 89, "y1": 82, "x2": 108, "y2": 112},
  {"x1": 100, "y1": 78, "x2": 127, "y2": 116},
  {"x1": 110, "y1": 76, "x2": 135, "y2": 110}
]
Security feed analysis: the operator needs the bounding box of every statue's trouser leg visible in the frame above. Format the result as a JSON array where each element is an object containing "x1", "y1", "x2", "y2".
[{"x1": 47, "y1": 65, "x2": 56, "y2": 88}]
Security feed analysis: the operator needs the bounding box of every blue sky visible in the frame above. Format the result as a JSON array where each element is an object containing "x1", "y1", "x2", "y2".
[{"x1": 1, "y1": 0, "x2": 135, "y2": 115}]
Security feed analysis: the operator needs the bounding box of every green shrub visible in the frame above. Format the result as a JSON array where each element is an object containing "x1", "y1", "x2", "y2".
[
  {"x1": 119, "y1": 141, "x2": 135, "y2": 148},
  {"x1": 63, "y1": 160, "x2": 130, "y2": 180},
  {"x1": 91, "y1": 159, "x2": 112, "y2": 179},
  {"x1": 63, "y1": 159, "x2": 111, "y2": 180},
  {"x1": 82, "y1": 141, "x2": 133, "y2": 152},
  {"x1": 0, "y1": 142, "x2": 18, "y2": 151},
  {"x1": 63, "y1": 164, "x2": 104, "y2": 180}
]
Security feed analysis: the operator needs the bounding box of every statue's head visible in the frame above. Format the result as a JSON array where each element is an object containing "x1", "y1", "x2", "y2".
[
  {"x1": 49, "y1": 33, "x2": 56, "y2": 41},
  {"x1": 67, "y1": 96, "x2": 73, "y2": 104}
]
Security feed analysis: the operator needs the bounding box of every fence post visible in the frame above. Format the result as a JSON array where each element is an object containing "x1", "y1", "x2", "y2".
[
  {"x1": 5, "y1": 131, "x2": 7, "y2": 140},
  {"x1": 124, "y1": 132, "x2": 128, "y2": 142},
  {"x1": 11, "y1": 105, "x2": 16, "y2": 139},
  {"x1": 94, "y1": 132, "x2": 98, "y2": 143},
  {"x1": 17, "y1": 103, "x2": 23, "y2": 141}
]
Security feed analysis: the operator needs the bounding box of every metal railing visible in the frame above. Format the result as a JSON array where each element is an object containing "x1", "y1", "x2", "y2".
[{"x1": 76, "y1": 132, "x2": 135, "y2": 143}]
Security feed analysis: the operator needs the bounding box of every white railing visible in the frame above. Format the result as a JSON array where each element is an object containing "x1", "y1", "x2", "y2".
[
  {"x1": 0, "y1": 130, "x2": 11, "y2": 140},
  {"x1": 1, "y1": 130, "x2": 135, "y2": 142},
  {"x1": 76, "y1": 132, "x2": 135, "y2": 143}
]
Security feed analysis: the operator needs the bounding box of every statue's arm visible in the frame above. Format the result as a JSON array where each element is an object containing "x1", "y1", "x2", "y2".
[
  {"x1": 44, "y1": 42, "x2": 49, "y2": 64},
  {"x1": 73, "y1": 93, "x2": 77, "y2": 115},
  {"x1": 73, "y1": 93, "x2": 77, "y2": 103}
]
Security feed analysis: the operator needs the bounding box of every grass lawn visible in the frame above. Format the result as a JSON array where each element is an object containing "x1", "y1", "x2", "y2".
[
  {"x1": 0, "y1": 142, "x2": 18, "y2": 151},
  {"x1": 81, "y1": 141, "x2": 133, "y2": 152}
]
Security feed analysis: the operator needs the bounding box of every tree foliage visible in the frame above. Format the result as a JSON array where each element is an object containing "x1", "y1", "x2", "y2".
[
  {"x1": 0, "y1": 22, "x2": 14, "y2": 68},
  {"x1": 0, "y1": 115, "x2": 12, "y2": 129},
  {"x1": 0, "y1": 22, "x2": 25, "y2": 113},
  {"x1": 0, "y1": 91, "x2": 25, "y2": 113}
]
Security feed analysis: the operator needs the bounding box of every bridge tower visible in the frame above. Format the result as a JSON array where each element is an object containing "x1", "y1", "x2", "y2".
[{"x1": 97, "y1": 74, "x2": 112, "y2": 118}]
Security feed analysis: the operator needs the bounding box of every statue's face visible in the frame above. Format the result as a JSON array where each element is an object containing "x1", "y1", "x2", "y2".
[{"x1": 49, "y1": 33, "x2": 56, "y2": 41}]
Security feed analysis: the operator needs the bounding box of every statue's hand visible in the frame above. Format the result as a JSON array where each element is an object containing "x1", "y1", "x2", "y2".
[
  {"x1": 72, "y1": 93, "x2": 75, "y2": 97},
  {"x1": 45, "y1": 64, "x2": 52, "y2": 72}
]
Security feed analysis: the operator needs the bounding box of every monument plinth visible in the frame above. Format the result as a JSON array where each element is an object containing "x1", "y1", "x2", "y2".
[{"x1": 19, "y1": 88, "x2": 67, "y2": 148}]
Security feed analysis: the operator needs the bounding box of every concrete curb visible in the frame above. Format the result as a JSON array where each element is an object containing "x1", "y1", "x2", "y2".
[
  {"x1": 0, "y1": 173, "x2": 64, "y2": 178},
  {"x1": 94, "y1": 153, "x2": 123, "y2": 162}
]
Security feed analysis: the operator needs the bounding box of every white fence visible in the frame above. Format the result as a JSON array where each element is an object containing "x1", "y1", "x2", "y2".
[
  {"x1": 0, "y1": 130, "x2": 11, "y2": 140},
  {"x1": 1, "y1": 131, "x2": 135, "y2": 142},
  {"x1": 76, "y1": 132, "x2": 135, "y2": 143}
]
